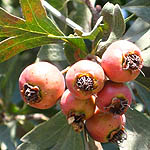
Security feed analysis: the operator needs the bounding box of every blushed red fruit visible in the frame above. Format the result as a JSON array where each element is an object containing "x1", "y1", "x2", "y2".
[
  {"x1": 101, "y1": 40, "x2": 143, "y2": 82},
  {"x1": 65, "y1": 60, "x2": 105, "y2": 99},
  {"x1": 60, "y1": 89, "x2": 95, "y2": 132},
  {"x1": 19, "y1": 61, "x2": 65, "y2": 109},
  {"x1": 96, "y1": 80, "x2": 132, "y2": 115},
  {"x1": 86, "y1": 110, "x2": 126, "y2": 143}
]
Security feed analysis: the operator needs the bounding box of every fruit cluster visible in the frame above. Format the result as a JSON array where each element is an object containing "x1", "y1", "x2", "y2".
[{"x1": 19, "y1": 40, "x2": 143, "y2": 144}]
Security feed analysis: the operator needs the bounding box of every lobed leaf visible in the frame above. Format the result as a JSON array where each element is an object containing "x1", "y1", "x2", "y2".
[
  {"x1": 124, "y1": 0, "x2": 150, "y2": 6},
  {"x1": 0, "y1": 8, "x2": 28, "y2": 37},
  {"x1": 120, "y1": 108, "x2": 150, "y2": 150},
  {"x1": 131, "y1": 81, "x2": 150, "y2": 113},
  {"x1": 135, "y1": 29, "x2": 150, "y2": 67},
  {"x1": 37, "y1": 43, "x2": 68, "y2": 70},
  {"x1": 142, "y1": 50, "x2": 150, "y2": 67},
  {"x1": 124, "y1": 0, "x2": 150, "y2": 23},
  {"x1": 0, "y1": 122, "x2": 16, "y2": 150},
  {"x1": 0, "y1": 0, "x2": 66, "y2": 63},
  {"x1": 17, "y1": 112, "x2": 85, "y2": 150},
  {"x1": 100, "y1": 2, "x2": 115, "y2": 36},
  {"x1": 123, "y1": 18, "x2": 150, "y2": 42},
  {"x1": 96, "y1": 3, "x2": 126, "y2": 57},
  {"x1": 46, "y1": 0, "x2": 67, "y2": 11},
  {"x1": 82, "y1": 17, "x2": 103, "y2": 41},
  {"x1": 64, "y1": 38, "x2": 88, "y2": 64},
  {"x1": 0, "y1": 32, "x2": 61, "y2": 63},
  {"x1": 20, "y1": 0, "x2": 64, "y2": 35},
  {"x1": 69, "y1": 0, "x2": 92, "y2": 32}
]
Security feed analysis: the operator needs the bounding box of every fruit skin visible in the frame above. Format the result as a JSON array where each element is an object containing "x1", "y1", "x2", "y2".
[
  {"x1": 101, "y1": 40, "x2": 143, "y2": 82},
  {"x1": 65, "y1": 60, "x2": 105, "y2": 99},
  {"x1": 60, "y1": 89, "x2": 96, "y2": 120},
  {"x1": 85, "y1": 110, "x2": 126, "y2": 143},
  {"x1": 19, "y1": 61, "x2": 65, "y2": 109},
  {"x1": 96, "y1": 80, "x2": 132, "y2": 115},
  {"x1": 60, "y1": 89, "x2": 96, "y2": 132}
]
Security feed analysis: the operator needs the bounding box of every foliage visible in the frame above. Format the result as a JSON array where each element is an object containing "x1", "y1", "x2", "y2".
[{"x1": 0, "y1": 0, "x2": 149, "y2": 150}]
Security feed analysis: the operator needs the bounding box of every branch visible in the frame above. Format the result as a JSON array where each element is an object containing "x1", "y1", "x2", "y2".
[
  {"x1": 42, "y1": 0, "x2": 84, "y2": 31},
  {"x1": 82, "y1": 0, "x2": 101, "y2": 25}
]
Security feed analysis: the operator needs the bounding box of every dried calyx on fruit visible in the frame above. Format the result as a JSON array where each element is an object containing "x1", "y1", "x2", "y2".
[
  {"x1": 19, "y1": 61, "x2": 65, "y2": 109},
  {"x1": 67, "y1": 112, "x2": 85, "y2": 132},
  {"x1": 96, "y1": 80, "x2": 132, "y2": 115},
  {"x1": 60, "y1": 89, "x2": 95, "y2": 132},
  {"x1": 66, "y1": 59, "x2": 105, "y2": 99},
  {"x1": 22, "y1": 83, "x2": 41, "y2": 104},
  {"x1": 75, "y1": 73, "x2": 95, "y2": 91},
  {"x1": 101, "y1": 40, "x2": 143, "y2": 82},
  {"x1": 85, "y1": 110, "x2": 126, "y2": 144},
  {"x1": 122, "y1": 52, "x2": 143, "y2": 71}
]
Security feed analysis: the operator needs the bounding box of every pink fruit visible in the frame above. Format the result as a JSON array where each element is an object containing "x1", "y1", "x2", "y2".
[
  {"x1": 86, "y1": 110, "x2": 126, "y2": 143},
  {"x1": 19, "y1": 61, "x2": 65, "y2": 109},
  {"x1": 65, "y1": 60, "x2": 105, "y2": 99},
  {"x1": 96, "y1": 80, "x2": 132, "y2": 115},
  {"x1": 101, "y1": 40, "x2": 143, "y2": 82},
  {"x1": 60, "y1": 89, "x2": 95, "y2": 132}
]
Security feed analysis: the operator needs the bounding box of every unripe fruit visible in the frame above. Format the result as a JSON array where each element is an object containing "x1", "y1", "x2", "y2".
[
  {"x1": 19, "y1": 62, "x2": 65, "y2": 109},
  {"x1": 86, "y1": 110, "x2": 126, "y2": 143},
  {"x1": 96, "y1": 80, "x2": 132, "y2": 115},
  {"x1": 65, "y1": 60, "x2": 105, "y2": 99},
  {"x1": 101, "y1": 40, "x2": 143, "y2": 82},
  {"x1": 60, "y1": 89, "x2": 95, "y2": 132}
]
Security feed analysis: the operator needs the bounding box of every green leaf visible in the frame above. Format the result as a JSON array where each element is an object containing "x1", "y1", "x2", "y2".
[
  {"x1": 20, "y1": 0, "x2": 64, "y2": 35},
  {"x1": 82, "y1": 17, "x2": 103, "y2": 41},
  {"x1": 0, "y1": 121, "x2": 16, "y2": 150},
  {"x1": 124, "y1": 0, "x2": 150, "y2": 23},
  {"x1": 102, "y1": 143, "x2": 119, "y2": 150},
  {"x1": 46, "y1": 0, "x2": 67, "y2": 11},
  {"x1": 0, "y1": 8, "x2": 28, "y2": 37},
  {"x1": 37, "y1": 43, "x2": 68, "y2": 70},
  {"x1": 124, "y1": 0, "x2": 150, "y2": 6},
  {"x1": 135, "y1": 29, "x2": 150, "y2": 51},
  {"x1": 133, "y1": 29, "x2": 150, "y2": 67},
  {"x1": 64, "y1": 38, "x2": 88, "y2": 64},
  {"x1": 70, "y1": 0, "x2": 94, "y2": 32},
  {"x1": 0, "y1": 56, "x2": 20, "y2": 101},
  {"x1": 96, "y1": 3, "x2": 125, "y2": 57},
  {"x1": 142, "y1": 49, "x2": 150, "y2": 67},
  {"x1": 87, "y1": 134, "x2": 103, "y2": 150},
  {"x1": 120, "y1": 108, "x2": 150, "y2": 150},
  {"x1": 123, "y1": 18, "x2": 150, "y2": 42},
  {"x1": 0, "y1": 0, "x2": 66, "y2": 63},
  {"x1": 0, "y1": 48, "x2": 37, "y2": 103},
  {"x1": 100, "y1": 2, "x2": 115, "y2": 37},
  {"x1": 0, "y1": 32, "x2": 60, "y2": 63},
  {"x1": 136, "y1": 74, "x2": 150, "y2": 88},
  {"x1": 45, "y1": 0, "x2": 69, "y2": 34},
  {"x1": 17, "y1": 112, "x2": 85, "y2": 150},
  {"x1": 109, "y1": 4, "x2": 126, "y2": 40},
  {"x1": 130, "y1": 81, "x2": 150, "y2": 113}
]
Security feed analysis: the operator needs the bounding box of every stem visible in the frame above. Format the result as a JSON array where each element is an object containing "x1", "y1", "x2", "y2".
[
  {"x1": 42, "y1": 0, "x2": 83, "y2": 31},
  {"x1": 61, "y1": 66, "x2": 70, "y2": 75},
  {"x1": 82, "y1": 0, "x2": 101, "y2": 25}
]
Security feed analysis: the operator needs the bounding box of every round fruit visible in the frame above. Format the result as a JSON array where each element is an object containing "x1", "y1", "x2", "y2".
[
  {"x1": 60, "y1": 89, "x2": 95, "y2": 132},
  {"x1": 85, "y1": 110, "x2": 126, "y2": 143},
  {"x1": 101, "y1": 40, "x2": 143, "y2": 82},
  {"x1": 65, "y1": 60, "x2": 105, "y2": 99},
  {"x1": 96, "y1": 80, "x2": 132, "y2": 115},
  {"x1": 19, "y1": 61, "x2": 65, "y2": 109}
]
